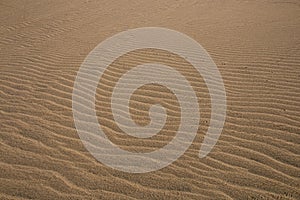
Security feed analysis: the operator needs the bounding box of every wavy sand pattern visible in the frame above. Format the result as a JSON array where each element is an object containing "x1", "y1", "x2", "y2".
[{"x1": 1, "y1": 0, "x2": 300, "y2": 199}]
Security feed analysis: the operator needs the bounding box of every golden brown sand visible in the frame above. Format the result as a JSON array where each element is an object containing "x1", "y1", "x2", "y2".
[{"x1": 1, "y1": 0, "x2": 300, "y2": 199}]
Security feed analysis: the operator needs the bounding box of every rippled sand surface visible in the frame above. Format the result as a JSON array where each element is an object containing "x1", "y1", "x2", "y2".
[{"x1": 1, "y1": 0, "x2": 300, "y2": 199}]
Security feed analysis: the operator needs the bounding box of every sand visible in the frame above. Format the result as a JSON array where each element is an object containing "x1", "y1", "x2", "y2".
[{"x1": 1, "y1": 0, "x2": 300, "y2": 199}]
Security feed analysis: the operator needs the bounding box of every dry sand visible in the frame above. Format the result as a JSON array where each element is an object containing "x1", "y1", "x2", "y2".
[{"x1": 1, "y1": 0, "x2": 300, "y2": 199}]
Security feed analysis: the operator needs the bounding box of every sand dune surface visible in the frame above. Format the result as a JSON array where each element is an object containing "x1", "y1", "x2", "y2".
[{"x1": 1, "y1": 0, "x2": 300, "y2": 199}]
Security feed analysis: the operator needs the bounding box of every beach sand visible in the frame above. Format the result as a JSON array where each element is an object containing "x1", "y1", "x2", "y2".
[{"x1": 1, "y1": 0, "x2": 300, "y2": 199}]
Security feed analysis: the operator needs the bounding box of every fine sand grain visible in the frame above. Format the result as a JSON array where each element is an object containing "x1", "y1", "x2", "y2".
[{"x1": 1, "y1": 0, "x2": 300, "y2": 199}]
